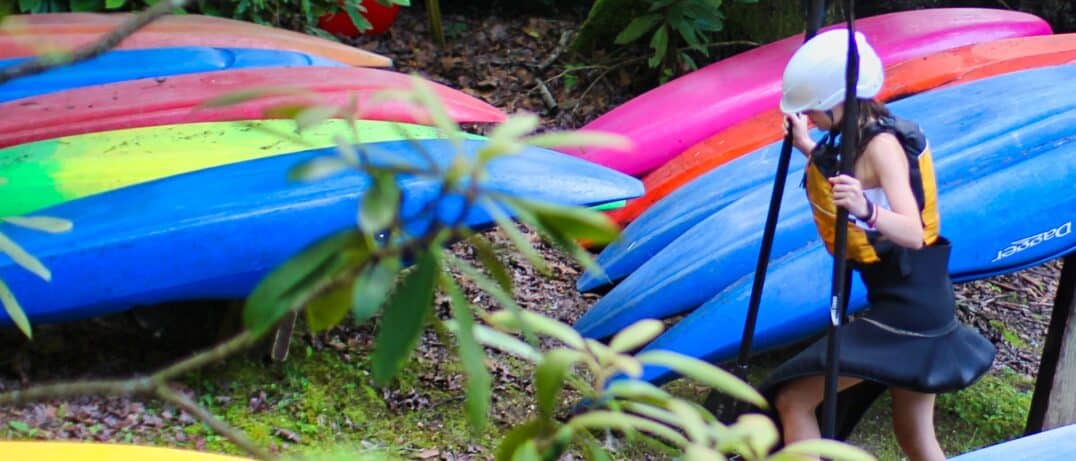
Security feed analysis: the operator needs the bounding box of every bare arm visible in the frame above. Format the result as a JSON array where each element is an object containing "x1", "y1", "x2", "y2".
[{"x1": 831, "y1": 133, "x2": 926, "y2": 249}]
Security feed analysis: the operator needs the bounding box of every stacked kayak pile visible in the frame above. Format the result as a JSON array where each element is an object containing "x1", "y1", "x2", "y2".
[
  {"x1": 568, "y1": 8, "x2": 1076, "y2": 384},
  {"x1": 0, "y1": 13, "x2": 644, "y2": 326}
]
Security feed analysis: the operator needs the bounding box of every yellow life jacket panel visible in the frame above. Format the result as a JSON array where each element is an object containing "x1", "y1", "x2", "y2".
[{"x1": 804, "y1": 116, "x2": 940, "y2": 264}]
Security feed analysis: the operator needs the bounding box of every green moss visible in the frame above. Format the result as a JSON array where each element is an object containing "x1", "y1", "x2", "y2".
[
  {"x1": 168, "y1": 339, "x2": 514, "y2": 458},
  {"x1": 989, "y1": 320, "x2": 1029, "y2": 350}
]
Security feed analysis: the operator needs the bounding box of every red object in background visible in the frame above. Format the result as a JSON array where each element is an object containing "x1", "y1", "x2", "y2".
[{"x1": 318, "y1": 0, "x2": 400, "y2": 37}]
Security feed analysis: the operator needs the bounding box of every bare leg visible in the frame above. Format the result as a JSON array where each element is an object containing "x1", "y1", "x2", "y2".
[
  {"x1": 774, "y1": 375, "x2": 863, "y2": 444},
  {"x1": 890, "y1": 388, "x2": 945, "y2": 461}
]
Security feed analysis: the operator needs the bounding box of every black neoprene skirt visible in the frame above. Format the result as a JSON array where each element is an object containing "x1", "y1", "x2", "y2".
[{"x1": 757, "y1": 237, "x2": 996, "y2": 439}]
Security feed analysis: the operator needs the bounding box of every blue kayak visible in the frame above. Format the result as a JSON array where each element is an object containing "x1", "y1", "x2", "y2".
[
  {"x1": 574, "y1": 64, "x2": 1076, "y2": 340},
  {"x1": 626, "y1": 82, "x2": 1076, "y2": 385},
  {"x1": 0, "y1": 46, "x2": 344, "y2": 102},
  {"x1": 948, "y1": 423, "x2": 1076, "y2": 461},
  {"x1": 578, "y1": 62, "x2": 1076, "y2": 294},
  {"x1": 0, "y1": 139, "x2": 643, "y2": 326}
]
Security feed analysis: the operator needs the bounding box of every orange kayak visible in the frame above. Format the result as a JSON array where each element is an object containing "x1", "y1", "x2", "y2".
[
  {"x1": 607, "y1": 33, "x2": 1076, "y2": 226},
  {"x1": 0, "y1": 12, "x2": 391, "y2": 67}
]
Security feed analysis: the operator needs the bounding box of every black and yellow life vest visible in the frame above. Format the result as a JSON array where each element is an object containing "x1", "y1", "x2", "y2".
[{"x1": 804, "y1": 116, "x2": 940, "y2": 264}]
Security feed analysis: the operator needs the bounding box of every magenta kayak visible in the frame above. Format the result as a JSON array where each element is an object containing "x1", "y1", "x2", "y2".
[{"x1": 562, "y1": 8, "x2": 1051, "y2": 176}]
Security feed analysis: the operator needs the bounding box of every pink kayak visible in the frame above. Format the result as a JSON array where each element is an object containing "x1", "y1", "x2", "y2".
[
  {"x1": 564, "y1": 8, "x2": 1052, "y2": 176},
  {"x1": 0, "y1": 13, "x2": 391, "y2": 67},
  {"x1": 0, "y1": 67, "x2": 505, "y2": 148}
]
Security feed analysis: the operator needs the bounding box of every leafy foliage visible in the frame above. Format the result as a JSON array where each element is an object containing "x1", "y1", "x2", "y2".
[
  {"x1": 6, "y1": 0, "x2": 410, "y2": 39},
  {"x1": 613, "y1": 0, "x2": 758, "y2": 82},
  {"x1": 224, "y1": 76, "x2": 874, "y2": 460}
]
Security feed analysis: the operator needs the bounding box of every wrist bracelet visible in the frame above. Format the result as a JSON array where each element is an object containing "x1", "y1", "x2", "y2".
[
  {"x1": 867, "y1": 203, "x2": 880, "y2": 227},
  {"x1": 856, "y1": 196, "x2": 874, "y2": 222}
]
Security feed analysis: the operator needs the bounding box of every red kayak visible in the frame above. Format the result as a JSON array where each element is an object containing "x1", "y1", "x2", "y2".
[
  {"x1": 0, "y1": 67, "x2": 506, "y2": 148},
  {"x1": 0, "y1": 12, "x2": 391, "y2": 67},
  {"x1": 607, "y1": 33, "x2": 1076, "y2": 226}
]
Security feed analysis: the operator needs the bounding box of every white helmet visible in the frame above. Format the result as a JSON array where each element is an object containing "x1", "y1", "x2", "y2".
[{"x1": 779, "y1": 29, "x2": 884, "y2": 115}]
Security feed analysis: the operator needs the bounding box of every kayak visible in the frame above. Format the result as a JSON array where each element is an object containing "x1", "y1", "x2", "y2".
[
  {"x1": 608, "y1": 33, "x2": 1076, "y2": 226},
  {"x1": 948, "y1": 424, "x2": 1076, "y2": 461},
  {"x1": 0, "y1": 441, "x2": 251, "y2": 461},
  {"x1": 578, "y1": 47, "x2": 1076, "y2": 293},
  {"x1": 557, "y1": 8, "x2": 1051, "y2": 176},
  {"x1": 0, "y1": 46, "x2": 345, "y2": 102},
  {"x1": 0, "y1": 120, "x2": 466, "y2": 217},
  {"x1": 574, "y1": 65, "x2": 1076, "y2": 340},
  {"x1": 0, "y1": 139, "x2": 644, "y2": 326},
  {"x1": 0, "y1": 12, "x2": 391, "y2": 67},
  {"x1": 0, "y1": 441, "x2": 250, "y2": 461},
  {"x1": 0, "y1": 67, "x2": 506, "y2": 148}
]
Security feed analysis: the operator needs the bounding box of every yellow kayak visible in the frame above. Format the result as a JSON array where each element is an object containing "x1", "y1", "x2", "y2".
[{"x1": 0, "y1": 441, "x2": 252, "y2": 460}]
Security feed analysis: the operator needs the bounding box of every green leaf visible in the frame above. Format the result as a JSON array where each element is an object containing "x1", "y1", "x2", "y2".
[
  {"x1": 343, "y1": 0, "x2": 373, "y2": 32},
  {"x1": 444, "y1": 253, "x2": 535, "y2": 344},
  {"x1": 681, "y1": 51, "x2": 700, "y2": 71},
  {"x1": 636, "y1": 351, "x2": 768, "y2": 409},
  {"x1": 487, "y1": 310, "x2": 584, "y2": 350},
  {"x1": 244, "y1": 230, "x2": 367, "y2": 336},
  {"x1": 104, "y1": 0, "x2": 125, "y2": 8},
  {"x1": 467, "y1": 324, "x2": 542, "y2": 362},
  {"x1": 778, "y1": 439, "x2": 877, "y2": 461},
  {"x1": 468, "y1": 233, "x2": 513, "y2": 294},
  {"x1": 730, "y1": 413, "x2": 779, "y2": 459},
  {"x1": 504, "y1": 196, "x2": 620, "y2": 246},
  {"x1": 295, "y1": 105, "x2": 340, "y2": 131},
  {"x1": 648, "y1": 24, "x2": 669, "y2": 69},
  {"x1": 495, "y1": 421, "x2": 544, "y2": 461},
  {"x1": 605, "y1": 381, "x2": 671, "y2": 403},
  {"x1": 479, "y1": 198, "x2": 550, "y2": 276},
  {"x1": 609, "y1": 319, "x2": 664, "y2": 353},
  {"x1": 371, "y1": 249, "x2": 439, "y2": 385},
  {"x1": 569, "y1": 411, "x2": 687, "y2": 446},
  {"x1": 522, "y1": 130, "x2": 632, "y2": 152},
  {"x1": 667, "y1": 399, "x2": 708, "y2": 444},
  {"x1": 69, "y1": 0, "x2": 102, "y2": 11},
  {"x1": 18, "y1": 0, "x2": 41, "y2": 12},
  {"x1": 611, "y1": 354, "x2": 643, "y2": 378},
  {"x1": 198, "y1": 86, "x2": 309, "y2": 108},
  {"x1": 300, "y1": 0, "x2": 313, "y2": 24},
  {"x1": 582, "y1": 438, "x2": 611, "y2": 461},
  {"x1": 677, "y1": 20, "x2": 704, "y2": 52},
  {"x1": 406, "y1": 74, "x2": 462, "y2": 142},
  {"x1": 614, "y1": 14, "x2": 662, "y2": 45},
  {"x1": 351, "y1": 258, "x2": 399, "y2": 326},
  {"x1": 441, "y1": 273, "x2": 492, "y2": 430},
  {"x1": 2, "y1": 216, "x2": 71, "y2": 233},
  {"x1": 304, "y1": 280, "x2": 353, "y2": 332},
  {"x1": 619, "y1": 402, "x2": 681, "y2": 428},
  {"x1": 288, "y1": 156, "x2": 350, "y2": 182},
  {"x1": 536, "y1": 348, "x2": 583, "y2": 419},
  {"x1": 0, "y1": 231, "x2": 49, "y2": 281},
  {"x1": 510, "y1": 440, "x2": 541, "y2": 461},
  {"x1": 0, "y1": 278, "x2": 31, "y2": 339},
  {"x1": 359, "y1": 172, "x2": 399, "y2": 234},
  {"x1": 8, "y1": 420, "x2": 31, "y2": 433},
  {"x1": 479, "y1": 113, "x2": 540, "y2": 163},
  {"x1": 684, "y1": 444, "x2": 723, "y2": 461}
]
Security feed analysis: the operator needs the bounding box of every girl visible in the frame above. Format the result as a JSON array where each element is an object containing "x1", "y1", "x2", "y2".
[{"x1": 759, "y1": 29, "x2": 996, "y2": 460}]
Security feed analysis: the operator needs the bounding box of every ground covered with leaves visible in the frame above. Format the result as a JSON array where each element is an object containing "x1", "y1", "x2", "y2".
[{"x1": 0, "y1": 4, "x2": 1066, "y2": 461}]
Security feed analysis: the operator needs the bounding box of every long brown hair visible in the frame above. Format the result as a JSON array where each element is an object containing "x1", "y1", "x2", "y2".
[{"x1": 858, "y1": 98, "x2": 892, "y2": 129}]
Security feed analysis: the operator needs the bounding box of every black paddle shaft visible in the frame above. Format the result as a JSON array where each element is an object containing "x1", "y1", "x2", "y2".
[
  {"x1": 730, "y1": 0, "x2": 828, "y2": 391},
  {"x1": 822, "y1": 0, "x2": 860, "y2": 440}
]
